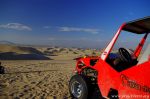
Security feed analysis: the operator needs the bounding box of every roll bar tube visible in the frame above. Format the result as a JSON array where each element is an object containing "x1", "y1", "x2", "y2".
[
  {"x1": 100, "y1": 23, "x2": 126, "y2": 61},
  {"x1": 133, "y1": 33, "x2": 149, "y2": 58}
]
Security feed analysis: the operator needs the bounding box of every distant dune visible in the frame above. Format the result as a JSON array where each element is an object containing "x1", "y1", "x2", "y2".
[
  {"x1": 0, "y1": 44, "x2": 43, "y2": 54},
  {"x1": 0, "y1": 41, "x2": 15, "y2": 45},
  {"x1": 0, "y1": 52, "x2": 49, "y2": 60},
  {"x1": 0, "y1": 44, "x2": 102, "y2": 60},
  {"x1": 0, "y1": 44, "x2": 50, "y2": 60}
]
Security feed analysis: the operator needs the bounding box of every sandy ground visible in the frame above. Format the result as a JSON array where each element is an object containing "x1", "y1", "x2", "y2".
[
  {"x1": 0, "y1": 45, "x2": 101, "y2": 99},
  {"x1": 0, "y1": 60, "x2": 75, "y2": 99}
]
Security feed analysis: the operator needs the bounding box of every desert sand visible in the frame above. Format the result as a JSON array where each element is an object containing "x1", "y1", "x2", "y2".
[{"x1": 0, "y1": 44, "x2": 101, "y2": 99}]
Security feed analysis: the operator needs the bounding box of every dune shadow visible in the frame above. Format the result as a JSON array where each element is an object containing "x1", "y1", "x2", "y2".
[{"x1": 0, "y1": 52, "x2": 50, "y2": 60}]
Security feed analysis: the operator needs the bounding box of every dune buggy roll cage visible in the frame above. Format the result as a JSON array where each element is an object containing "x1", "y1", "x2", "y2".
[{"x1": 101, "y1": 16, "x2": 150, "y2": 61}]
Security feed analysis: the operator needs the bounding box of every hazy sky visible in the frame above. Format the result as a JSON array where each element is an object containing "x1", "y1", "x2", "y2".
[{"x1": 0, "y1": 0, "x2": 150, "y2": 48}]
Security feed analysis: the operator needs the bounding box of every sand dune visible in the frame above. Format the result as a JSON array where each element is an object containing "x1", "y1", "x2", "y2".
[
  {"x1": 0, "y1": 44, "x2": 43, "y2": 54},
  {"x1": 0, "y1": 44, "x2": 50, "y2": 60},
  {"x1": 0, "y1": 44, "x2": 102, "y2": 98},
  {"x1": 0, "y1": 52, "x2": 50, "y2": 60}
]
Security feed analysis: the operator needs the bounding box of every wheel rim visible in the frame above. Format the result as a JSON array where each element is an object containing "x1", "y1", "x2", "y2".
[{"x1": 71, "y1": 81, "x2": 83, "y2": 98}]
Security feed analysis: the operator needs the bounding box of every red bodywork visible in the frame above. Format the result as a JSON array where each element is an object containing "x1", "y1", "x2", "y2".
[{"x1": 74, "y1": 17, "x2": 150, "y2": 99}]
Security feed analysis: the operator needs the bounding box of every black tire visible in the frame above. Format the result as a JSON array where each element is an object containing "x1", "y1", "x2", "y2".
[
  {"x1": 0, "y1": 66, "x2": 5, "y2": 74},
  {"x1": 69, "y1": 75, "x2": 88, "y2": 99}
]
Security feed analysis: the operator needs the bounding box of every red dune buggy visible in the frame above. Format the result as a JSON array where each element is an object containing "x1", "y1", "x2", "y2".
[{"x1": 69, "y1": 17, "x2": 150, "y2": 99}]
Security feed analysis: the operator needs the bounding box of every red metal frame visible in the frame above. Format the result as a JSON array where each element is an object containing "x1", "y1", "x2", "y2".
[
  {"x1": 133, "y1": 33, "x2": 148, "y2": 58},
  {"x1": 74, "y1": 22, "x2": 150, "y2": 98},
  {"x1": 101, "y1": 23, "x2": 126, "y2": 61}
]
